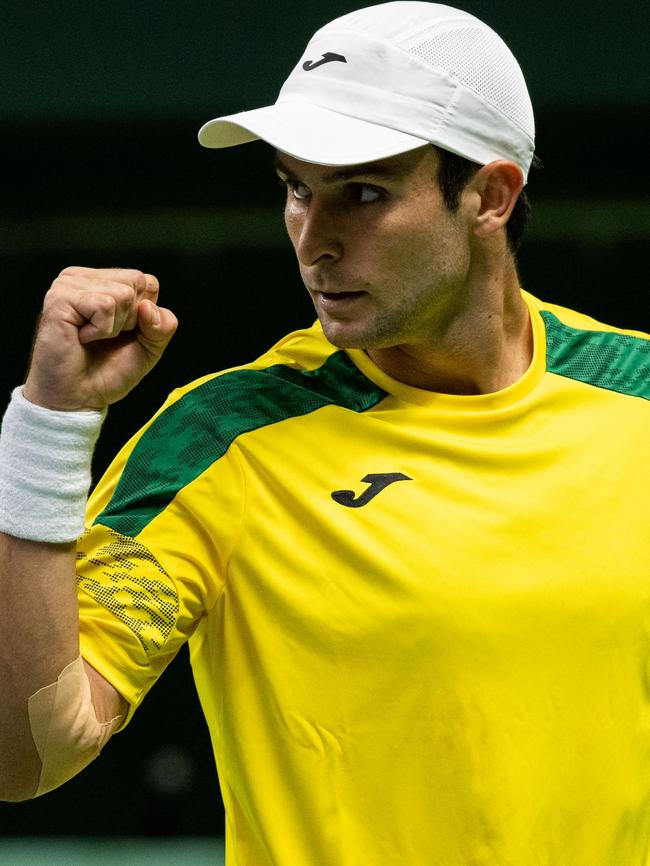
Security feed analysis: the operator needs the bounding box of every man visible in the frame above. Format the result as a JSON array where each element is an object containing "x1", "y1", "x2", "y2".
[{"x1": 1, "y1": 2, "x2": 649, "y2": 864}]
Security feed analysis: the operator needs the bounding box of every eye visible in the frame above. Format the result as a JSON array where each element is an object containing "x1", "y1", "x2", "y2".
[
  {"x1": 348, "y1": 183, "x2": 383, "y2": 204},
  {"x1": 291, "y1": 181, "x2": 311, "y2": 200},
  {"x1": 278, "y1": 177, "x2": 311, "y2": 201}
]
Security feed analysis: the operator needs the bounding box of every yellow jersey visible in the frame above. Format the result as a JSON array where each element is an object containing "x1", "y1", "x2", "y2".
[{"x1": 77, "y1": 291, "x2": 650, "y2": 866}]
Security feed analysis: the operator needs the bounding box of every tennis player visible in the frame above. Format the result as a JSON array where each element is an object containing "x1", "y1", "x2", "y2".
[{"x1": 2, "y1": 3, "x2": 650, "y2": 864}]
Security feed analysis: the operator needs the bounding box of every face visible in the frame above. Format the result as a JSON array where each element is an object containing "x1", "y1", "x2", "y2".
[{"x1": 276, "y1": 145, "x2": 475, "y2": 351}]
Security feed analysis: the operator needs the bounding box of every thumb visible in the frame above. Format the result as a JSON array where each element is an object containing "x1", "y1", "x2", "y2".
[{"x1": 137, "y1": 300, "x2": 178, "y2": 352}]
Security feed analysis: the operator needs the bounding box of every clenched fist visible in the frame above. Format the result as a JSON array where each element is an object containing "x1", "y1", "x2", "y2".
[{"x1": 23, "y1": 267, "x2": 178, "y2": 411}]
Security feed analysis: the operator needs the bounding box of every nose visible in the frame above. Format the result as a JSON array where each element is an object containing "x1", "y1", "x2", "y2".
[{"x1": 288, "y1": 197, "x2": 343, "y2": 267}]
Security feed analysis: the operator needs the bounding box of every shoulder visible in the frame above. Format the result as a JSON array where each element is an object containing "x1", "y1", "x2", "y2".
[
  {"x1": 531, "y1": 294, "x2": 650, "y2": 341},
  {"x1": 527, "y1": 293, "x2": 650, "y2": 401},
  {"x1": 99, "y1": 322, "x2": 384, "y2": 492},
  {"x1": 159, "y1": 321, "x2": 386, "y2": 427}
]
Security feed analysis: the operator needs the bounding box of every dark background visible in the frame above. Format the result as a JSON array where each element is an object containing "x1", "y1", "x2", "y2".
[{"x1": 1, "y1": 0, "x2": 648, "y2": 839}]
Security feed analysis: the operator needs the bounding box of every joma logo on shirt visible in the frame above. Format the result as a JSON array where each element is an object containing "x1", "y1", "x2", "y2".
[{"x1": 331, "y1": 473, "x2": 412, "y2": 508}]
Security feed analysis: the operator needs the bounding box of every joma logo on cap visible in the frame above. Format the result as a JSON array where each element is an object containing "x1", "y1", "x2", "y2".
[{"x1": 302, "y1": 52, "x2": 347, "y2": 71}]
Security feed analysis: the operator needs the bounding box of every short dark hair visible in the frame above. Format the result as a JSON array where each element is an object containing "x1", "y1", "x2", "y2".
[{"x1": 432, "y1": 145, "x2": 540, "y2": 254}]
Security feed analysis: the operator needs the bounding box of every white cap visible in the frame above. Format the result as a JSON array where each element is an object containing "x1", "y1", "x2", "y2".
[{"x1": 198, "y1": 2, "x2": 535, "y2": 180}]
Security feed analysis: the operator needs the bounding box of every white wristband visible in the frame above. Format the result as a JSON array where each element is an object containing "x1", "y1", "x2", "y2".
[{"x1": 0, "y1": 387, "x2": 106, "y2": 543}]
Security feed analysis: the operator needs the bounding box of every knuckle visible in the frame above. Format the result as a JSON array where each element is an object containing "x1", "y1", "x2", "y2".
[
  {"x1": 57, "y1": 265, "x2": 85, "y2": 278},
  {"x1": 115, "y1": 283, "x2": 137, "y2": 306},
  {"x1": 112, "y1": 268, "x2": 146, "y2": 287},
  {"x1": 144, "y1": 273, "x2": 159, "y2": 292},
  {"x1": 42, "y1": 283, "x2": 66, "y2": 310},
  {"x1": 96, "y1": 294, "x2": 118, "y2": 315},
  {"x1": 43, "y1": 285, "x2": 57, "y2": 304}
]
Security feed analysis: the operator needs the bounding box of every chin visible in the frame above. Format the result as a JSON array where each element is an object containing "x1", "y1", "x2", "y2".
[
  {"x1": 319, "y1": 320, "x2": 372, "y2": 350},
  {"x1": 319, "y1": 316, "x2": 403, "y2": 352}
]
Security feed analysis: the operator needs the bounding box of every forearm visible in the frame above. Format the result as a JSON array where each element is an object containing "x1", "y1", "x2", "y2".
[
  {"x1": 0, "y1": 392, "x2": 118, "y2": 801},
  {"x1": 0, "y1": 267, "x2": 174, "y2": 800},
  {"x1": 0, "y1": 534, "x2": 79, "y2": 800}
]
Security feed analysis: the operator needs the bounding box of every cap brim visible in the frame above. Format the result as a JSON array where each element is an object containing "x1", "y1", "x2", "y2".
[{"x1": 197, "y1": 102, "x2": 429, "y2": 166}]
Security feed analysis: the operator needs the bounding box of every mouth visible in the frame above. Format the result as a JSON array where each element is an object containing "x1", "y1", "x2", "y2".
[{"x1": 314, "y1": 290, "x2": 367, "y2": 311}]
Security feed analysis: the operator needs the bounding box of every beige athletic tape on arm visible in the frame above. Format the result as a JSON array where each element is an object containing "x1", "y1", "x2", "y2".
[{"x1": 27, "y1": 656, "x2": 121, "y2": 796}]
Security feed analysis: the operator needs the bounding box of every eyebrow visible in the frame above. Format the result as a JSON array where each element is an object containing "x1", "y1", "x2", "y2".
[{"x1": 274, "y1": 156, "x2": 405, "y2": 183}]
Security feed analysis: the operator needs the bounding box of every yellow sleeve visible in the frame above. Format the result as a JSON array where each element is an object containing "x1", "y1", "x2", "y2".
[{"x1": 76, "y1": 382, "x2": 245, "y2": 727}]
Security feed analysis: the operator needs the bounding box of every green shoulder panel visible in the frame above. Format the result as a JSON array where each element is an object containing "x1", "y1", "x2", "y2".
[
  {"x1": 542, "y1": 310, "x2": 650, "y2": 401},
  {"x1": 95, "y1": 351, "x2": 386, "y2": 538}
]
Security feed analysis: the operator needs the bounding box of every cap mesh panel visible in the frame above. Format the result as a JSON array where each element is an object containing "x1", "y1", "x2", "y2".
[{"x1": 397, "y1": 25, "x2": 533, "y2": 133}]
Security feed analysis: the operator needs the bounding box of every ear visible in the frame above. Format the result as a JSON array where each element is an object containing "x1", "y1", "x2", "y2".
[{"x1": 471, "y1": 161, "x2": 524, "y2": 239}]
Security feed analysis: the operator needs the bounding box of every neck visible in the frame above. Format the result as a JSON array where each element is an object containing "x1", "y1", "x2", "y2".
[{"x1": 366, "y1": 261, "x2": 533, "y2": 396}]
